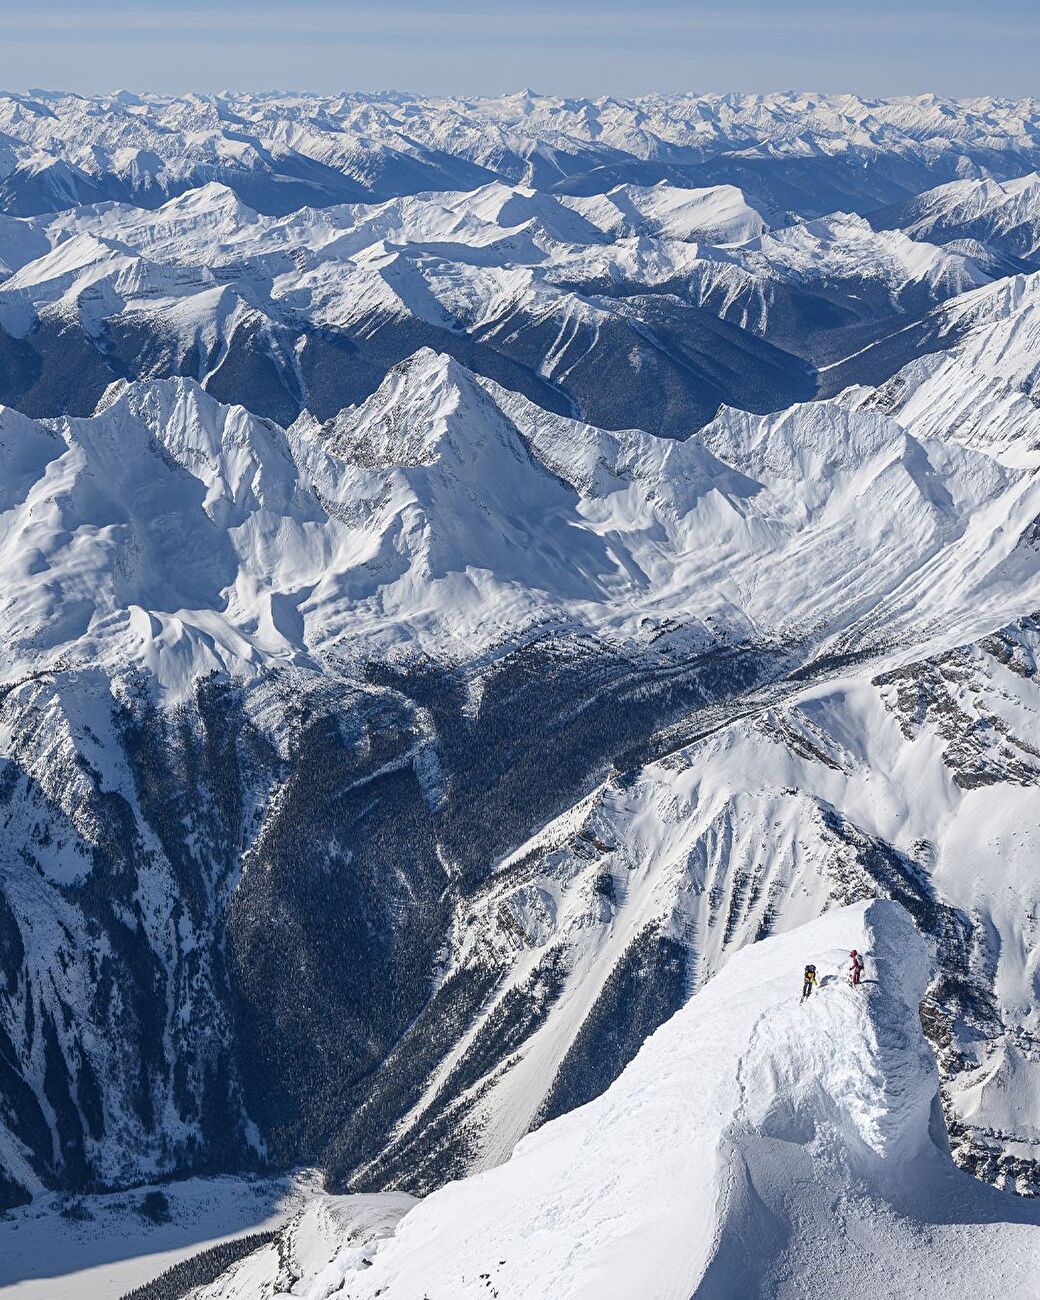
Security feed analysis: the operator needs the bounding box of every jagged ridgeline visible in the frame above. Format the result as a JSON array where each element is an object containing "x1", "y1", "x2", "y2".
[{"x1": 1, "y1": 90, "x2": 1040, "y2": 1216}]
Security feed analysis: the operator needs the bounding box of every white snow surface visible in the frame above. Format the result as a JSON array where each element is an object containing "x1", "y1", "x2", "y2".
[
  {"x1": 286, "y1": 901, "x2": 1040, "y2": 1299},
  {"x1": 186, "y1": 1191, "x2": 415, "y2": 1300},
  {"x1": 0, "y1": 1174, "x2": 300, "y2": 1300},
  {"x1": 2, "y1": 344, "x2": 1039, "y2": 697},
  {"x1": 839, "y1": 267, "x2": 1040, "y2": 463}
]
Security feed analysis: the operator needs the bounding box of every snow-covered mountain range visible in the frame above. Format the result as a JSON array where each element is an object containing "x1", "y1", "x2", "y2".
[
  {"x1": 3, "y1": 91, "x2": 1040, "y2": 219},
  {"x1": 1, "y1": 89, "x2": 1040, "y2": 1299}
]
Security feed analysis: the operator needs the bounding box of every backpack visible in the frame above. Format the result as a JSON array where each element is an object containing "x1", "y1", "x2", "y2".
[{"x1": 804, "y1": 964, "x2": 816, "y2": 979}]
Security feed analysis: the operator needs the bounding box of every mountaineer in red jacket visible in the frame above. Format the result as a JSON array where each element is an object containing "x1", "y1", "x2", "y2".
[{"x1": 849, "y1": 950, "x2": 865, "y2": 986}]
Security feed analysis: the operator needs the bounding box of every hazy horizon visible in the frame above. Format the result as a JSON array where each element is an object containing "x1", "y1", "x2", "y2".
[{"x1": 2, "y1": 0, "x2": 1037, "y2": 99}]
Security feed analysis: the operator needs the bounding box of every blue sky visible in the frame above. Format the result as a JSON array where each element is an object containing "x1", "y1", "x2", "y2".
[{"x1": 2, "y1": 0, "x2": 1038, "y2": 97}]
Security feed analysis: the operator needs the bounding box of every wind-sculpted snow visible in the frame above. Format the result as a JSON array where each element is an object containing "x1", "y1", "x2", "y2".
[{"x1": 278, "y1": 902, "x2": 1040, "y2": 1300}]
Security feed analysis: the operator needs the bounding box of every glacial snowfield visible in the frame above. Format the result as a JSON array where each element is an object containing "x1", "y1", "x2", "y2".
[{"x1": 2, "y1": 89, "x2": 1040, "y2": 1300}]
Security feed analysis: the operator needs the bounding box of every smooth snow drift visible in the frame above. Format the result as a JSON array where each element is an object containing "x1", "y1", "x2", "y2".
[{"x1": 314, "y1": 901, "x2": 1040, "y2": 1300}]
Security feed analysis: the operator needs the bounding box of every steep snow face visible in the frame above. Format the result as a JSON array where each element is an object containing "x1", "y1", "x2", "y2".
[
  {"x1": 297, "y1": 902, "x2": 1040, "y2": 1300},
  {"x1": 165, "y1": 1189, "x2": 415, "y2": 1300},
  {"x1": 836, "y1": 269, "x2": 1040, "y2": 466},
  {"x1": 694, "y1": 399, "x2": 1040, "y2": 656},
  {"x1": 559, "y1": 181, "x2": 777, "y2": 244}
]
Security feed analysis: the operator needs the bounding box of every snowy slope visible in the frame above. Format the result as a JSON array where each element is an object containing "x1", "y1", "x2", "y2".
[
  {"x1": 560, "y1": 181, "x2": 777, "y2": 244},
  {"x1": 835, "y1": 268, "x2": 1040, "y2": 463},
  {"x1": 155, "y1": 1189, "x2": 414, "y2": 1300},
  {"x1": 2, "y1": 351, "x2": 1038, "y2": 694},
  {"x1": 276, "y1": 901, "x2": 1040, "y2": 1300},
  {"x1": 873, "y1": 171, "x2": 1040, "y2": 265}
]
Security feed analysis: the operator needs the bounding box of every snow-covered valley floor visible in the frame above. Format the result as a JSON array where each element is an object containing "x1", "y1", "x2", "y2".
[{"x1": 0, "y1": 1173, "x2": 304, "y2": 1299}]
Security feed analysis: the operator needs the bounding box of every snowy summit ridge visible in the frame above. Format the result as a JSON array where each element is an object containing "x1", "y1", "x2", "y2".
[{"x1": 195, "y1": 902, "x2": 1040, "y2": 1300}]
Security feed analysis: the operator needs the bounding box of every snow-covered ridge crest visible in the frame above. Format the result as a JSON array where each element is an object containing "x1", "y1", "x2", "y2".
[
  {"x1": 0, "y1": 178, "x2": 995, "y2": 340},
  {"x1": 300, "y1": 900, "x2": 1040, "y2": 1299},
  {"x1": 2, "y1": 346, "x2": 1040, "y2": 696},
  {"x1": 872, "y1": 170, "x2": 1040, "y2": 263}
]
